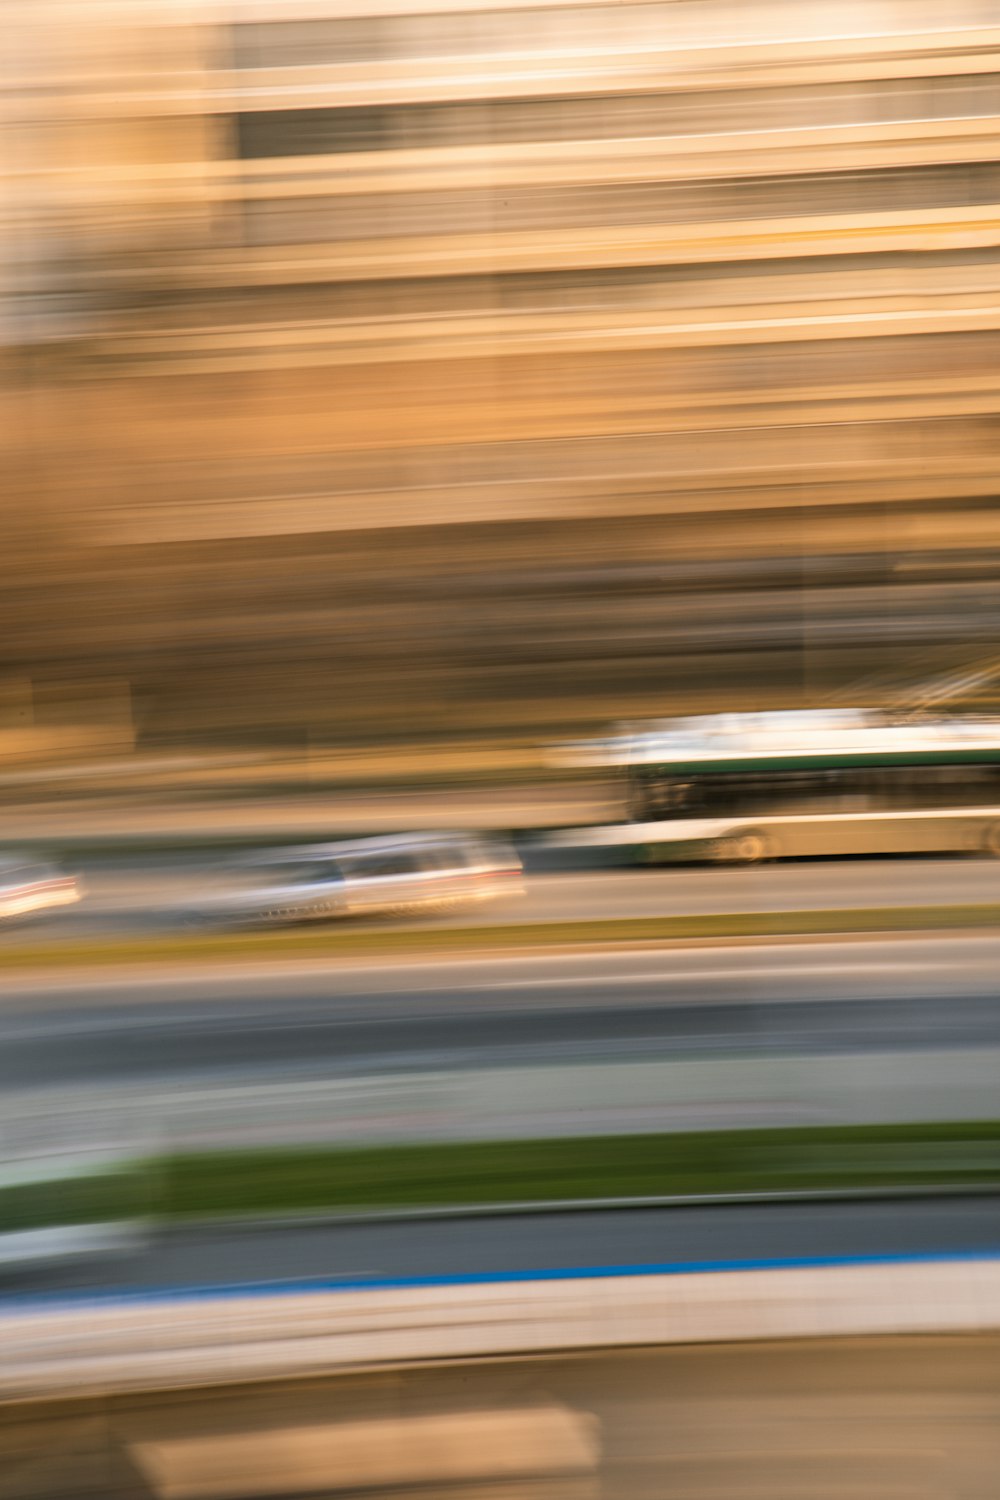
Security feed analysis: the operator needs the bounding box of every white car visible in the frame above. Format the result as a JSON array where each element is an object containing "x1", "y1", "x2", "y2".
[
  {"x1": 186, "y1": 833, "x2": 524, "y2": 927},
  {"x1": 0, "y1": 854, "x2": 81, "y2": 921}
]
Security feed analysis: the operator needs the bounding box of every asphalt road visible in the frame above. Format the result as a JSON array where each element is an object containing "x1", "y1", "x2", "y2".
[
  {"x1": 6, "y1": 856, "x2": 1000, "y2": 946},
  {"x1": 12, "y1": 1195, "x2": 1000, "y2": 1298},
  {"x1": 0, "y1": 933, "x2": 998, "y2": 1092}
]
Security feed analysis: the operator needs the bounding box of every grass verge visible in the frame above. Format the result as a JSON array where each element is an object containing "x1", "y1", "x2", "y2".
[{"x1": 2, "y1": 903, "x2": 999, "y2": 974}]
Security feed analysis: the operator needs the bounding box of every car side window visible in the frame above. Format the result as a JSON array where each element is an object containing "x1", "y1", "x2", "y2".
[
  {"x1": 352, "y1": 855, "x2": 421, "y2": 879},
  {"x1": 296, "y1": 861, "x2": 342, "y2": 883}
]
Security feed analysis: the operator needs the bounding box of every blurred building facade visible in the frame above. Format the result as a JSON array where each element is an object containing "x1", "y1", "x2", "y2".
[{"x1": 4, "y1": 0, "x2": 1000, "y2": 745}]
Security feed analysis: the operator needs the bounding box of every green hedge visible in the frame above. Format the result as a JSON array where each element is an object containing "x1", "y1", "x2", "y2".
[
  {"x1": 155, "y1": 1121, "x2": 1000, "y2": 1219},
  {"x1": 5, "y1": 1123, "x2": 998, "y2": 1233}
]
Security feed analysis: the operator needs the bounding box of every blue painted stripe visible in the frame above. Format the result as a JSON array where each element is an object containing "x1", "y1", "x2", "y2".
[{"x1": 3, "y1": 1246, "x2": 1000, "y2": 1311}]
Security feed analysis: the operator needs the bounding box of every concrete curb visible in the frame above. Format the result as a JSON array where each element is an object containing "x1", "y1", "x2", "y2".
[{"x1": 9, "y1": 1254, "x2": 1000, "y2": 1399}]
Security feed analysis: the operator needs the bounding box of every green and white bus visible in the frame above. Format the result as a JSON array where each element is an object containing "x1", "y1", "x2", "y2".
[{"x1": 560, "y1": 710, "x2": 1000, "y2": 865}]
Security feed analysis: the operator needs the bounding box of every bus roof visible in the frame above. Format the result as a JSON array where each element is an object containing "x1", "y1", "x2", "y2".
[{"x1": 602, "y1": 710, "x2": 1000, "y2": 769}]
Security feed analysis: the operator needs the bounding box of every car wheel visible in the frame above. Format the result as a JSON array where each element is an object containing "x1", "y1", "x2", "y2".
[{"x1": 175, "y1": 910, "x2": 223, "y2": 933}]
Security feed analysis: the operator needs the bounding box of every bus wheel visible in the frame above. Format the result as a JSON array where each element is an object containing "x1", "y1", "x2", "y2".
[{"x1": 716, "y1": 830, "x2": 773, "y2": 866}]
